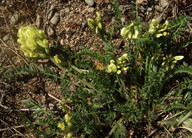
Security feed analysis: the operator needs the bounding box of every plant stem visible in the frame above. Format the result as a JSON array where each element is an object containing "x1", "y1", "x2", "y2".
[
  {"x1": 71, "y1": 65, "x2": 83, "y2": 74},
  {"x1": 136, "y1": 1, "x2": 139, "y2": 22}
]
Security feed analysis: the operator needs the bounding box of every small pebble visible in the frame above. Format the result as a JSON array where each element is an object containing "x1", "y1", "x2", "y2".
[
  {"x1": 136, "y1": 0, "x2": 144, "y2": 4},
  {"x1": 85, "y1": 0, "x2": 94, "y2": 6},
  {"x1": 160, "y1": 0, "x2": 169, "y2": 8},
  {"x1": 147, "y1": 7, "x2": 152, "y2": 12},
  {"x1": 87, "y1": 7, "x2": 95, "y2": 13},
  {"x1": 60, "y1": 9, "x2": 65, "y2": 17},
  {"x1": 108, "y1": 5, "x2": 112, "y2": 10},
  {"x1": 36, "y1": 15, "x2": 43, "y2": 28},
  {"x1": 111, "y1": 17, "x2": 116, "y2": 24},
  {"x1": 155, "y1": 5, "x2": 163, "y2": 12},
  {"x1": 50, "y1": 12, "x2": 60, "y2": 25},
  {"x1": 60, "y1": 39, "x2": 65, "y2": 46},
  {"x1": 119, "y1": 5, "x2": 124, "y2": 11},
  {"x1": 121, "y1": 17, "x2": 126, "y2": 25},
  {"x1": 105, "y1": 0, "x2": 110, "y2": 3},
  {"x1": 49, "y1": 103, "x2": 54, "y2": 110},
  {"x1": 10, "y1": 14, "x2": 19, "y2": 25},
  {"x1": 64, "y1": 7, "x2": 70, "y2": 13},
  {"x1": 3, "y1": 34, "x2": 10, "y2": 41},
  {"x1": 50, "y1": 5, "x2": 55, "y2": 10},
  {"x1": 47, "y1": 26, "x2": 55, "y2": 36},
  {"x1": 47, "y1": 10, "x2": 54, "y2": 20},
  {"x1": 65, "y1": 28, "x2": 70, "y2": 32}
]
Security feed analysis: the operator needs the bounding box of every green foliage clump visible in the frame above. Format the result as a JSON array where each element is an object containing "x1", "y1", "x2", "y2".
[{"x1": 2, "y1": 2, "x2": 192, "y2": 137}]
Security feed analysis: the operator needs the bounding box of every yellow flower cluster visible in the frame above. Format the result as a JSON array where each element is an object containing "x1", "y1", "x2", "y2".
[
  {"x1": 65, "y1": 114, "x2": 72, "y2": 128},
  {"x1": 57, "y1": 114, "x2": 72, "y2": 131},
  {"x1": 106, "y1": 53, "x2": 129, "y2": 74},
  {"x1": 17, "y1": 25, "x2": 49, "y2": 58},
  {"x1": 58, "y1": 122, "x2": 66, "y2": 131},
  {"x1": 161, "y1": 55, "x2": 184, "y2": 71},
  {"x1": 148, "y1": 19, "x2": 169, "y2": 38},
  {"x1": 87, "y1": 12, "x2": 104, "y2": 36},
  {"x1": 106, "y1": 60, "x2": 117, "y2": 73},
  {"x1": 121, "y1": 22, "x2": 142, "y2": 39}
]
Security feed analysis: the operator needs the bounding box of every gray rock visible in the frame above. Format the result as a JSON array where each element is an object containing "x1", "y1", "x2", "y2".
[
  {"x1": 160, "y1": 0, "x2": 169, "y2": 8},
  {"x1": 85, "y1": 0, "x2": 94, "y2": 6},
  {"x1": 10, "y1": 14, "x2": 19, "y2": 25},
  {"x1": 50, "y1": 12, "x2": 60, "y2": 25}
]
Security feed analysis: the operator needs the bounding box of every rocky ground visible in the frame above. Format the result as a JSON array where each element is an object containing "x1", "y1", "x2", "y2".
[{"x1": 0, "y1": 0, "x2": 191, "y2": 137}]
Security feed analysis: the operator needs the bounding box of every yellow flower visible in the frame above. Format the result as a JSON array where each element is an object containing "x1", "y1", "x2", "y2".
[
  {"x1": 96, "y1": 12, "x2": 101, "y2": 23},
  {"x1": 54, "y1": 54, "x2": 62, "y2": 64},
  {"x1": 106, "y1": 60, "x2": 117, "y2": 73},
  {"x1": 64, "y1": 132, "x2": 73, "y2": 138},
  {"x1": 58, "y1": 122, "x2": 66, "y2": 131},
  {"x1": 122, "y1": 67, "x2": 129, "y2": 71},
  {"x1": 65, "y1": 114, "x2": 71, "y2": 123},
  {"x1": 120, "y1": 27, "x2": 128, "y2": 38},
  {"x1": 117, "y1": 70, "x2": 121, "y2": 74},
  {"x1": 149, "y1": 19, "x2": 159, "y2": 33},
  {"x1": 119, "y1": 53, "x2": 128, "y2": 61},
  {"x1": 174, "y1": 55, "x2": 184, "y2": 61},
  {"x1": 121, "y1": 23, "x2": 142, "y2": 39}
]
